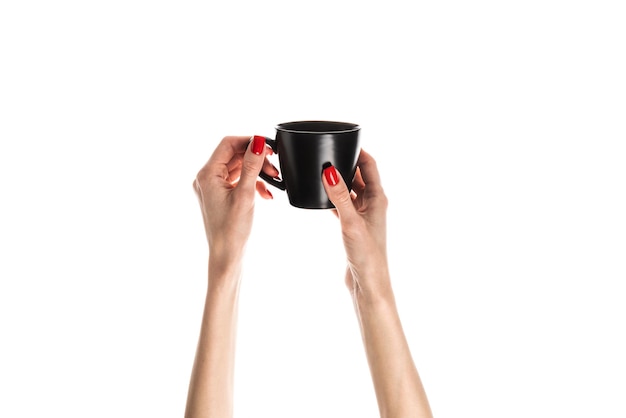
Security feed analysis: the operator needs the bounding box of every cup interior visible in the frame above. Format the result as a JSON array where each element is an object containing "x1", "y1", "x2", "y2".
[{"x1": 276, "y1": 120, "x2": 360, "y2": 134}]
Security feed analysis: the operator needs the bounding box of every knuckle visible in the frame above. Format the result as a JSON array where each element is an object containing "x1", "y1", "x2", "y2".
[
  {"x1": 192, "y1": 174, "x2": 204, "y2": 191},
  {"x1": 194, "y1": 168, "x2": 210, "y2": 186},
  {"x1": 334, "y1": 190, "x2": 353, "y2": 208},
  {"x1": 378, "y1": 191, "x2": 389, "y2": 209},
  {"x1": 195, "y1": 162, "x2": 211, "y2": 180}
]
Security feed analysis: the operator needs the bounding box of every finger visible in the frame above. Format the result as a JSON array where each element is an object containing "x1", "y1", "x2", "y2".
[
  {"x1": 227, "y1": 165, "x2": 242, "y2": 184},
  {"x1": 196, "y1": 136, "x2": 250, "y2": 183},
  {"x1": 229, "y1": 148, "x2": 276, "y2": 182},
  {"x1": 207, "y1": 136, "x2": 250, "y2": 167},
  {"x1": 225, "y1": 139, "x2": 272, "y2": 170},
  {"x1": 236, "y1": 135, "x2": 267, "y2": 193},
  {"x1": 255, "y1": 180, "x2": 274, "y2": 200},
  {"x1": 321, "y1": 164, "x2": 357, "y2": 223},
  {"x1": 351, "y1": 166, "x2": 366, "y2": 197},
  {"x1": 262, "y1": 157, "x2": 280, "y2": 178},
  {"x1": 226, "y1": 156, "x2": 243, "y2": 176},
  {"x1": 356, "y1": 149, "x2": 383, "y2": 190}
]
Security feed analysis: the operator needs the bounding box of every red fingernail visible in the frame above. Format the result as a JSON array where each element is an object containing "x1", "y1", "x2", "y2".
[
  {"x1": 324, "y1": 165, "x2": 339, "y2": 186},
  {"x1": 252, "y1": 135, "x2": 265, "y2": 155}
]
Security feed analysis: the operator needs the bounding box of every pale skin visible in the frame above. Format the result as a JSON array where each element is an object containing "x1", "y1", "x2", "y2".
[{"x1": 185, "y1": 135, "x2": 433, "y2": 418}]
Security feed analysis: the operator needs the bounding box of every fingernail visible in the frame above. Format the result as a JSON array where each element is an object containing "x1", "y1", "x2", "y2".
[
  {"x1": 252, "y1": 135, "x2": 265, "y2": 155},
  {"x1": 324, "y1": 165, "x2": 339, "y2": 186}
]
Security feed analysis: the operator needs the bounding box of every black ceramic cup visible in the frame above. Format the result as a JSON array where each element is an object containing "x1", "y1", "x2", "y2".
[{"x1": 258, "y1": 120, "x2": 361, "y2": 209}]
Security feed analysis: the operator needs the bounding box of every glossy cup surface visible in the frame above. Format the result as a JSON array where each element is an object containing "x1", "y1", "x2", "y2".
[{"x1": 274, "y1": 121, "x2": 361, "y2": 209}]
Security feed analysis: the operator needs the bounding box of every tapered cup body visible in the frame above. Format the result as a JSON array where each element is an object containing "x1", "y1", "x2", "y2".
[{"x1": 274, "y1": 121, "x2": 360, "y2": 209}]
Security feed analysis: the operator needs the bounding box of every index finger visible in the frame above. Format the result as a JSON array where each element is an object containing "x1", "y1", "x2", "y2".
[
  {"x1": 207, "y1": 136, "x2": 251, "y2": 167},
  {"x1": 197, "y1": 136, "x2": 251, "y2": 181},
  {"x1": 194, "y1": 136, "x2": 250, "y2": 184}
]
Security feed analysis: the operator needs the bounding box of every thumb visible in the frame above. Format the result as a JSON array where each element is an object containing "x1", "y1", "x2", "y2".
[
  {"x1": 322, "y1": 164, "x2": 357, "y2": 221},
  {"x1": 237, "y1": 135, "x2": 267, "y2": 192}
]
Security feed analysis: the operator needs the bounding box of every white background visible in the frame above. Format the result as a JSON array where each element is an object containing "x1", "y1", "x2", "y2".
[{"x1": 1, "y1": 1, "x2": 625, "y2": 417}]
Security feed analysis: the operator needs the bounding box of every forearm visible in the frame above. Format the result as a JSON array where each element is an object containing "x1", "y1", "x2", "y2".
[
  {"x1": 353, "y1": 280, "x2": 433, "y2": 418},
  {"x1": 185, "y1": 258, "x2": 242, "y2": 418}
]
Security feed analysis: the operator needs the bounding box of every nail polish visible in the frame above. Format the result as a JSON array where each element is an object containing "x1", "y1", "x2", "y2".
[
  {"x1": 252, "y1": 135, "x2": 265, "y2": 155},
  {"x1": 324, "y1": 165, "x2": 339, "y2": 186}
]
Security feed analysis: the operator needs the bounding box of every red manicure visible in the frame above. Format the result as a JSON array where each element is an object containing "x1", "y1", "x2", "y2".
[
  {"x1": 324, "y1": 165, "x2": 339, "y2": 186},
  {"x1": 252, "y1": 135, "x2": 265, "y2": 155}
]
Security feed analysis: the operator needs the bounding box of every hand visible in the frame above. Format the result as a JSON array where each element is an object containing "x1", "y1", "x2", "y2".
[
  {"x1": 321, "y1": 150, "x2": 391, "y2": 299},
  {"x1": 193, "y1": 135, "x2": 278, "y2": 267}
]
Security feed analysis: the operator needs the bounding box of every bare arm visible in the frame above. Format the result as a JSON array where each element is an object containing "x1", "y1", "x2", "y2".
[
  {"x1": 185, "y1": 262, "x2": 241, "y2": 418},
  {"x1": 353, "y1": 284, "x2": 432, "y2": 418},
  {"x1": 323, "y1": 150, "x2": 433, "y2": 418}
]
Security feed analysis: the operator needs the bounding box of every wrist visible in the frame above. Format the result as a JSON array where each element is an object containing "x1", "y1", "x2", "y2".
[
  {"x1": 208, "y1": 250, "x2": 244, "y2": 291},
  {"x1": 349, "y1": 268, "x2": 395, "y2": 306},
  {"x1": 208, "y1": 237, "x2": 245, "y2": 266}
]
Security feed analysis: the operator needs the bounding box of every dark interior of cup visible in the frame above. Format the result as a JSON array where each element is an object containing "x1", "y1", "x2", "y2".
[{"x1": 276, "y1": 120, "x2": 360, "y2": 134}]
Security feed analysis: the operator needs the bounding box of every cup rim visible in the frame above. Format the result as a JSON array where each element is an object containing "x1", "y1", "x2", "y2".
[{"x1": 276, "y1": 120, "x2": 360, "y2": 134}]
